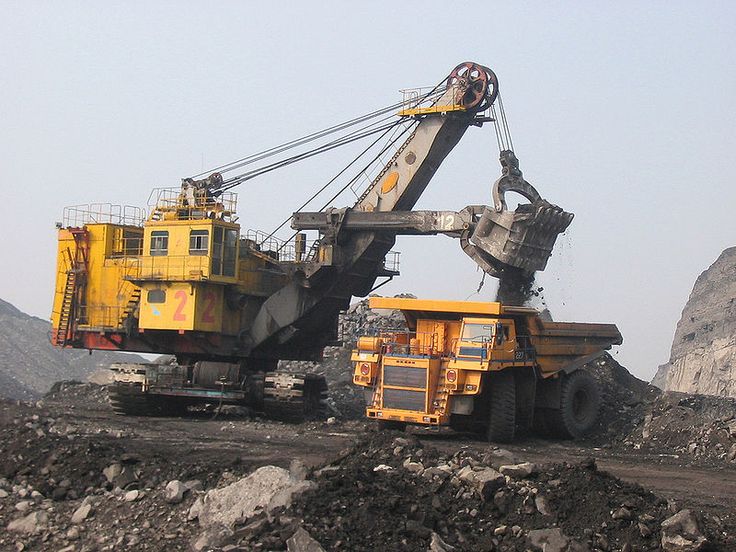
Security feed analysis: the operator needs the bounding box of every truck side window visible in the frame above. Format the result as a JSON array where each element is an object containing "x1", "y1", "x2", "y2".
[
  {"x1": 496, "y1": 322, "x2": 504, "y2": 344},
  {"x1": 150, "y1": 231, "x2": 169, "y2": 256}
]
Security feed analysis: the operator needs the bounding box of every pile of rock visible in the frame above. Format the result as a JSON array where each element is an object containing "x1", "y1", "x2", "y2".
[
  {"x1": 620, "y1": 392, "x2": 736, "y2": 465},
  {"x1": 585, "y1": 353, "x2": 661, "y2": 442},
  {"x1": 224, "y1": 433, "x2": 722, "y2": 551},
  {"x1": 0, "y1": 405, "x2": 253, "y2": 551},
  {"x1": 43, "y1": 381, "x2": 110, "y2": 410}
]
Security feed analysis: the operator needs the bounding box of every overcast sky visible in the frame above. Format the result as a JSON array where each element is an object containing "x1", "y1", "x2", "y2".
[{"x1": 1, "y1": 1, "x2": 734, "y2": 380}]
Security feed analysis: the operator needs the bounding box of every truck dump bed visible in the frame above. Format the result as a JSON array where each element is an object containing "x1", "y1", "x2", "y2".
[{"x1": 525, "y1": 317, "x2": 623, "y2": 375}]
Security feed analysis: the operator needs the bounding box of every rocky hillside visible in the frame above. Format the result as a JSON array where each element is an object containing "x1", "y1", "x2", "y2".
[
  {"x1": 0, "y1": 298, "x2": 143, "y2": 400},
  {"x1": 656, "y1": 247, "x2": 736, "y2": 397}
]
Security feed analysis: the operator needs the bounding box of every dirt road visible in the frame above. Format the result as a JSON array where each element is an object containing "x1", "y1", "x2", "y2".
[{"x1": 37, "y1": 388, "x2": 736, "y2": 518}]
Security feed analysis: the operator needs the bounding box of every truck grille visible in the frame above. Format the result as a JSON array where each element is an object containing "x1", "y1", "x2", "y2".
[
  {"x1": 383, "y1": 365, "x2": 426, "y2": 388},
  {"x1": 382, "y1": 388, "x2": 426, "y2": 411}
]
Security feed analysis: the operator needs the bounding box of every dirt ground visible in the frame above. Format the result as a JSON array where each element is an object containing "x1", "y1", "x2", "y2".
[{"x1": 1, "y1": 383, "x2": 734, "y2": 551}]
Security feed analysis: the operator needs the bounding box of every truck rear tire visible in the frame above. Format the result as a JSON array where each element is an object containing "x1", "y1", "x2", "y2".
[
  {"x1": 487, "y1": 371, "x2": 516, "y2": 443},
  {"x1": 546, "y1": 370, "x2": 600, "y2": 439}
]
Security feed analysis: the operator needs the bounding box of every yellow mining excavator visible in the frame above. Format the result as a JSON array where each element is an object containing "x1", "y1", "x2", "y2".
[
  {"x1": 50, "y1": 62, "x2": 575, "y2": 420},
  {"x1": 352, "y1": 297, "x2": 622, "y2": 441}
]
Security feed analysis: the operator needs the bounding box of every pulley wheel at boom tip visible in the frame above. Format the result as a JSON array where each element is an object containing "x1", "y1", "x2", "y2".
[{"x1": 447, "y1": 62, "x2": 499, "y2": 111}]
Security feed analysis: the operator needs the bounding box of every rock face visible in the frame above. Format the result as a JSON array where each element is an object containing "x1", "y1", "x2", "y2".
[
  {"x1": 0, "y1": 298, "x2": 144, "y2": 399},
  {"x1": 657, "y1": 248, "x2": 736, "y2": 397}
]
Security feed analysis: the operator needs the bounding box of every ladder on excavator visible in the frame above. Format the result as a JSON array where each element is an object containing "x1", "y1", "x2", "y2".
[
  {"x1": 117, "y1": 287, "x2": 141, "y2": 330},
  {"x1": 54, "y1": 228, "x2": 89, "y2": 346}
]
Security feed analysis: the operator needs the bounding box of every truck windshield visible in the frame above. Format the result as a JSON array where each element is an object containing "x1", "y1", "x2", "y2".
[{"x1": 461, "y1": 323, "x2": 496, "y2": 343}]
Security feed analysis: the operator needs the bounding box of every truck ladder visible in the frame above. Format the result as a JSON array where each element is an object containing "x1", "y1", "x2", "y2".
[{"x1": 432, "y1": 370, "x2": 451, "y2": 417}]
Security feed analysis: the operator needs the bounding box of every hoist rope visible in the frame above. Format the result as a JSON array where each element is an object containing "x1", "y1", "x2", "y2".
[
  {"x1": 188, "y1": 87, "x2": 445, "y2": 181},
  {"x1": 273, "y1": 120, "x2": 419, "y2": 251},
  {"x1": 215, "y1": 117, "x2": 403, "y2": 193},
  {"x1": 262, "y1": 119, "x2": 412, "y2": 241}
]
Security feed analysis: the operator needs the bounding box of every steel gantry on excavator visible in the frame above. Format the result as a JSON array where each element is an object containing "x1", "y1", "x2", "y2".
[{"x1": 50, "y1": 62, "x2": 576, "y2": 421}]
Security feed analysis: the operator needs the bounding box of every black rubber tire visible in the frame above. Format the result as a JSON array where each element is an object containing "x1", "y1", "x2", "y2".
[
  {"x1": 546, "y1": 370, "x2": 601, "y2": 439},
  {"x1": 487, "y1": 371, "x2": 516, "y2": 443}
]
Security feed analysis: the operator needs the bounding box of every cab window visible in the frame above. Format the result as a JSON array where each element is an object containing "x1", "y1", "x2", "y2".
[
  {"x1": 150, "y1": 231, "x2": 169, "y2": 256},
  {"x1": 461, "y1": 323, "x2": 496, "y2": 343},
  {"x1": 189, "y1": 229, "x2": 209, "y2": 255}
]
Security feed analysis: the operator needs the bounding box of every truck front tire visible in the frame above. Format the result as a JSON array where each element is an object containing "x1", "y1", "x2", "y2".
[{"x1": 487, "y1": 371, "x2": 516, "y2": 443}]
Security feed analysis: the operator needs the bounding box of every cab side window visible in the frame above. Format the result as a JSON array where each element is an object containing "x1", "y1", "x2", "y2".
[
  {"x1": 150, "y1": 231, "x2": 169, "y2": 256},
  {"x1": 189, "y1": 229, "x2": 209, "y2": 255}
]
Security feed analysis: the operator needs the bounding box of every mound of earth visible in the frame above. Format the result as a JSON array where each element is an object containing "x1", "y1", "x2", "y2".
[
  {"x1": 621, "y1": 392, "x2": 736, "y2": 465},
  {"x1": 232, "y1": 433, "x2": 729, "y2": 551},
  {"x1": 1, "y1": 377, "x2": 734, "y2": 551},
  {"x1": 0, "y1": 297, "x2": 145, "y2": 400},
  {"x1": 586, "y1": 353, "x2": 661, "y2": 443}
]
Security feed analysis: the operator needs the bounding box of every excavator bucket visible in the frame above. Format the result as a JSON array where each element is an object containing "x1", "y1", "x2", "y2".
[
  {"x1": 468, "y1": 199, "x2": 573, "y2": 274},
  {"x1": 461, "y1": 150, "x2": 573, "y2": 277}
]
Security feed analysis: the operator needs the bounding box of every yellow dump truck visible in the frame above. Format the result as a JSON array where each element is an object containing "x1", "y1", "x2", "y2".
[{"x1": 352, "y1": 297, "x2": 622, "y2": 442}]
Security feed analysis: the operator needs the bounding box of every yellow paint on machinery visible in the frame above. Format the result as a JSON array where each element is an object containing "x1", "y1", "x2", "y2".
[
  {"x1": 352, "y1": 296, "x2": 621, "y2": 427},
  {"x1": 52, "y1": 223, "x2": 143, "y2": 332},
  {"x1": 50, "y1": 189, "x2": 288, "y2": 343}
]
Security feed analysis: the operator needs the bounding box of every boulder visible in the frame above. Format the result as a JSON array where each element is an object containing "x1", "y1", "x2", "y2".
[
  {"x1": 189, "y1": 465, "x2": 313, "y2": 529},
  {"x1": 191, "y1": 526, "x2": 233, "y2": 552},
  {"x1": 7, "y1": 511, "x2": 48, "y2": 534},
  {"x1": 102, "y1": 463, "x2": 122, "y2": 483},
  {"x1": 458, "y1": 467, "x2": 505, "y2": 499},
  {"x1": 184, "y1": 479, "x2": 203, "y2": 493},
  {"x1": 499, "y1": 462, "x2": 537, "y2": 478},
  {"x1": 661, "y1": 509, "x2": 707, "y2": 551},
  {"x1": 428, "y1": 531, "x2": 457, "y2": 551},
  {"x1": 71, "y1": 502, "x2": 93, "y2": 524},
  {"x1": 164, "y1": 480, "x2": 186, "y2": 504},
  {"x1": 528, "y1": 528, "x2": 569, "y2": 552},
  {"x1": 286, "y1": 527, "x2": 326, "y2": 552},
  {"x1": 535, "y1": 495, "x2": 552, "y2": 516}
]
